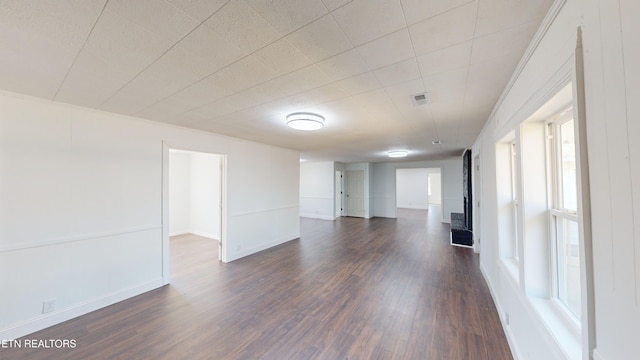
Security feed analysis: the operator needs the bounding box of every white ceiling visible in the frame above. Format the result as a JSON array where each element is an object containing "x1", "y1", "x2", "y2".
[{"x1": 0, "y1": 0, "x2": 553, "y2": 162}]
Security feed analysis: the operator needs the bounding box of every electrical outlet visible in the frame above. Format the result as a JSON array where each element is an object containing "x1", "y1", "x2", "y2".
[
  {"x1": 42, "y1": 299, "x2": 56, "y2": 314},
  {"x1": 504, "y1": 312, "x2": 510, "y2": 325}
]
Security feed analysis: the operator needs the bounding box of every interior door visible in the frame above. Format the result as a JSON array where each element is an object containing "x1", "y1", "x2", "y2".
[
  {"x1": 335, "y1": 171, "x2": 343, "y2": 218},
  {"x1": 346, "y1": 170, "x2": 364, "y2": 218}
]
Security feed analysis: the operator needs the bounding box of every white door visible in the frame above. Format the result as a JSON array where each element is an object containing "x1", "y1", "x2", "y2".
[
  {"x1": 346, "y1": 170, "x2": 365, "y2": 217},
  {"x1": 335, "y1": 171, "x2": 344, "y2": 218}
]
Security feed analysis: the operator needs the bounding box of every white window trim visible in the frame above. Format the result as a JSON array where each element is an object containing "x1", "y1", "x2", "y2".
[
  {"x1": 510, "y1": 141, "x2": 520, "y2": 262},
  {"x1": 495, "y1": 132, "x2": 520, "y2": 281},
  {"x1": 546, "y1": 109, "x2": 582, "y2": 328}
]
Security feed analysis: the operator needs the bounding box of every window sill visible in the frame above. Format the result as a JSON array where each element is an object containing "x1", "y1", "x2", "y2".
[{"x1": 529, "y1": 297, "x2": 581, "y2": 360}]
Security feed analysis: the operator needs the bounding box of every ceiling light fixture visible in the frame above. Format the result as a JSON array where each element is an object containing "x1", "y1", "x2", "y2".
[
  {"x1": 388, "y1": 150, "x2": 408, "y2": 158},
  {"x1": 286, "y1": 112, "x2": 325, "y2": 130}
]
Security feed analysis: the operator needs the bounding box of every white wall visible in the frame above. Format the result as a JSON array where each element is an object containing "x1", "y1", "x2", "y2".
[
  {"x1": 473, "y1": 1, "x2": 582, "y2": 358},
  {"x1": 429, "y1": 173, "x2": 441, "y2": 205},
  {"x1": 581, "y1": 0, "x2": 640, "y2": 359},
  {"x1": 372, "y1": 160, "x2": 462, "y2": 222},
  {"x1": 0, "y1": 91, "x2": 300, "y2": 340},
  {"x1": 473, "y1": 0, "x2": 640, "y2": 359},
  {"x1": 169, "y1": 150, "x2": 221, "y2": 239},
  {"x1": 396, "y1": 168, "x2": 430, "y2": 209},
  {"x1": 188, "y1": 152, "x2": 220, "y2": 240},
  {"x1": 170, "y1": 151, "x2": 191, "y2": 235},
  {"x1": 299, "y1": 161, "x2": 335, "y2": 220}
]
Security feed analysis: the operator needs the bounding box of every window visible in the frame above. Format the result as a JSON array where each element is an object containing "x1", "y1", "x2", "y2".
[
  {"x1": 498, "y1": 83, "x2": 588, "y2": 358},
  {"x1": 510, "y1": 141, "x2": 520, "y2": 261},
  {"x1": 548, "y1": 110, "x2": 581, "y2": 320},
  {"x1": 495, "y1": 132, "x2": 520, "y2": 277}
]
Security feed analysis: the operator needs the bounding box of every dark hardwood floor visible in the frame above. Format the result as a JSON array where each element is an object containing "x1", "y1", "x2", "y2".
[{"x1": 1, "y1": 208, "x2": 512, "y2": 359}]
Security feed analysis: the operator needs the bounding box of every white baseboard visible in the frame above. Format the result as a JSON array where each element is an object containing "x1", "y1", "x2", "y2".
[
  {"x1": 0, "y1": 278, "x2": 164, "y2": 340},
  {"x1": 169, "y1": 230, "x2": 188, "y2": 237},
  {"x1": 190, "y1": 231, "x2": 219, "y2": 240},
  {"x1": 227, "y1": 233, "x2": 300, "y2": 262},
  {"x1": 299, "y1": 213, "x2": 334, "y2": 220},
  {"x1": 480, "y1": 265, "x2": 522, "y2": 360}
]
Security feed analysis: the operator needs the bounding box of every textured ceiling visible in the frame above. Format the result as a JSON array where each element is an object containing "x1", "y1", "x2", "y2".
[{"x1": 0, "y1": 0, "x2": 553, "y2": 162}]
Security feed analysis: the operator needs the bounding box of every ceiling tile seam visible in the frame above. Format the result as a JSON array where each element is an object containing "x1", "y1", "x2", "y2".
[
  {"x1": 266, "y1": 37, "x2": 315, "y2": 74},
  {"x1": 133, "y1": 59, "x2": 329, "y2": 120},
  {"x1": 163, "y1": 0, "x2": 206, "y2": 24},
  {"x1": 371, "y1": 73, "x2": 412, "y2": 123},
  {"x1": 170, "y1": 75, "x2": 372, "y2": 127},
  {"x1": 241, "y1": 0, "x2": 328, "y2": 38},
  {"x1": 133, "y1": 1, "x2": 350, "y2": 119},
  {"x1": 139, "y1": 6, "x2": 441, "y2": 120},
  {"x1": 471, "y1": 17, "x2": 549, "y2": 47},
  {"x1": 401, "y1": 0, "x2": 475, "y2": 27},
  {"x1": 456, "y1": 0, "x2": 481, "y2": 148},
  {"x1": 411, "y1": 37, "x2": 475, "y2": 59},
  {"x1": 142, "y1": 2, "x2": 481, "y2": 127},
  {"x1": 52, "y1": 0, "x2": 110, "y2": 101},
  {"x1": 313, "y1": 0, "x2": 372, "y2": 84},
  {"x1": 277, "y1": 14, "x2": 341, "y2": 71},
  {"x1": 399, "y1": 0, "x2": 441, "y2": 145},
  {"x1": 236, "y1": 1, "x2": 356, "y2": 78},
  {"x1": 130, "y1": 3, "x2": 402, "y2": 123},
  {"x1": 323, "y1": 4, "x2": 384, "y2": 97},
  {"x1": 321, "y1": 0, "x2": 354, "y2": 13},
  {"x1": 388, "y1": 0, "x2": 432, "y2": 123},
  {"x1": 170, "y1": 71, "x2": 393, "y2": 130},
  {"x1": 95, "y1": 0, "x2": 234, "y2": 109},
  {"x1": 138, "y1": 62, "x2": 326, "y2": 123}
]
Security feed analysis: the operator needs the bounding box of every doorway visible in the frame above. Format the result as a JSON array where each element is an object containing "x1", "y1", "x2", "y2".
[
  {"x1": 345, "y1": 170, "x2": 365, "y2": 217},
  {"x1": 395, "y1": 168, "x2": 442, "y2": 219},
  {"x1": 428, "y1": 172, "x2": 442, "y2": 206},
  {"x1": 163, "y1": 146, "x2": 226, "y2": 284}
]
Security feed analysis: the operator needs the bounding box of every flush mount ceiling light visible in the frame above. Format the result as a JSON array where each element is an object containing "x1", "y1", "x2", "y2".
[
  {"x1": 286, "y1": 112, "x2": 325, "y2": 130},
  {"x1": 388, "y1": 150, "x2": 408, "y2": 158}
]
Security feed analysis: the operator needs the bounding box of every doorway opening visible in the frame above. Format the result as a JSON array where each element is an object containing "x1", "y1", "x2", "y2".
[
  {"x1": 163, "y1": 146, "x2": 226, "y2": 284},
  {"x1": 395, "y1": 168, "x2": 442, "y2": 220}
]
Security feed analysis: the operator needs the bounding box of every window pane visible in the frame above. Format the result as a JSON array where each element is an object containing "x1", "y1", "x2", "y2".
[
  {"x1": 511, "y1": 142, "x2": 519, "y2": 260},
  {"x1": 560, "y1": 120, "x2": 577, "y2": 211},
  {"x1": 511, "y1": 142, "x2": 517, "y2": 201},
  {"x1": 513, "y1": 202, "x2": 519, "y2": 260},
  {"x1": 556, "y1": 216, "x2": 581, "y2": 319}
]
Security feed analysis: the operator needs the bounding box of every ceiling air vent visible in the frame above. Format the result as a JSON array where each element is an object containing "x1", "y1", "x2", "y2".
[{"x1": 411, "y1": 92, "x2": 430, "y2": 106}]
